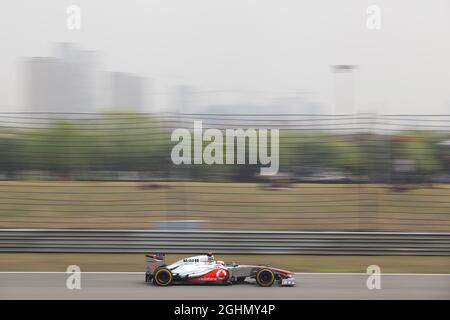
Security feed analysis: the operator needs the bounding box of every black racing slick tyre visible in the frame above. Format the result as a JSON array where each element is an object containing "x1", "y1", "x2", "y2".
[
  {"x1": 255, "y1": 269, "x2": 275, "y2": 287},
  {"x1": 153, "y1": 267, "x2": 173, "y2": 286}
]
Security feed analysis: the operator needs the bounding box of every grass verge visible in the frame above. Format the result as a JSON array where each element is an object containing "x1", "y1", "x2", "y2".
[
  {"x1": 0, "y1": 253, "x2": 449, "y2": 273},
  {"x1": 1, "y1": 181, "x2": 449, "y2": 231}
]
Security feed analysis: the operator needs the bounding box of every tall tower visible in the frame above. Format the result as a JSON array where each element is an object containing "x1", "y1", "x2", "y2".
[
  {"x1": 108, "y1": 72, "x2": 146, "y2": 112},
  {"x1": 331, "y1": 65, "x2": 358, "y2": 115}
]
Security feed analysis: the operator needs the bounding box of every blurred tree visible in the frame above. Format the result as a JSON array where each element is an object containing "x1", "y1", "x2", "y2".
[
  {"x1": 327, "y1": 139, "x2": 368, "y2": 175},
  {"x1": 1, "y1": 116, "x2": 446, "y2": 183},
  {"x1": 19, "y1": 121, "x2": 86, "y2": 179},
  {"x1": 0, "y1": 135, "x2": 23, "y2": 178}
]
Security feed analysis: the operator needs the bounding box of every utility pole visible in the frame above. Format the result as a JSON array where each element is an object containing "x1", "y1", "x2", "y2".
[{"x1": 330, "y1": 65, "x2": 364, "y2": 230}]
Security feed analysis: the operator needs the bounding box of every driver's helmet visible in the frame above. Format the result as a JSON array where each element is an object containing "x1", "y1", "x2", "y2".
[{"x1": 206, "y1": 251, "x2": 214, "y2": 263}]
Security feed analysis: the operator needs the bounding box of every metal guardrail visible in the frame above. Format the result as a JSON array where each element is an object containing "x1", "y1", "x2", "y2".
[{"x1": 0, "y1": 229, "x2": 449, "y2": 255}]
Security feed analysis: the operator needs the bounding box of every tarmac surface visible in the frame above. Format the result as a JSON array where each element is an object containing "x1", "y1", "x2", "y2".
[{"x1": 0, "y1": 273, "x2": 449, "y2": 299}]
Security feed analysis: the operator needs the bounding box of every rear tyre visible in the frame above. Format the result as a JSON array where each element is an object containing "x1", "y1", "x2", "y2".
[
  {"x1": 153, "y1": 267, "x2": 173, "y2": 286},
  {"x1": 255, "y1": 269, "x2": 275, "y2": 287}
]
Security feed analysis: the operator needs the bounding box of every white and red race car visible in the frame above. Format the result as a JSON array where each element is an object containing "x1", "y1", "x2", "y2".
[{"x1": 145, "y1": 252, "x2": 296, "y2": 287}]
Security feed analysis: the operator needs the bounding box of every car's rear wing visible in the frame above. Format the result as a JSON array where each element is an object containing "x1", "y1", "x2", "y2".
[{"x1": 145, "y1": 253, "x2": 166, "y2": 275}]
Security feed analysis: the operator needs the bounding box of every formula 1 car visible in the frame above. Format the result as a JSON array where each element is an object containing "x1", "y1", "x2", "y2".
[{"x1": 145, "y1": 252, "x2": 296, "y2": 287}]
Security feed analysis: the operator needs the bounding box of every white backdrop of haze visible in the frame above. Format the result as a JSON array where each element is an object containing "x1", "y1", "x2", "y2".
[{"x1": 0, "y1": 0, "x2": 449, "y2": 114}]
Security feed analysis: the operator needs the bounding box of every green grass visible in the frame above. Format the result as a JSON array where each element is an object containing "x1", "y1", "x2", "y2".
[
  {"x1": 0, "y1": 181, "x2": 449, "y2": 231},
  {"x1": 1, "y1": 253, "x2": 449, "y2": 273}
]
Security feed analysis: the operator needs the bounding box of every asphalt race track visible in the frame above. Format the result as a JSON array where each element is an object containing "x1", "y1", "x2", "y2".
[{"x1": 0, "y1": 273, "x2": 449, "y2": 299}]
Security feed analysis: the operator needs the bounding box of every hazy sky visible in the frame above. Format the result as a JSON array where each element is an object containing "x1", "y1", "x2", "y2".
[{"x1": 0, "y1": 0, "x2": 449, "y2": 113}]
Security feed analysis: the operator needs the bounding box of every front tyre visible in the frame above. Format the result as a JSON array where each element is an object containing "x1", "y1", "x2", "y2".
[
  {"x1": 255, "y1": 269, "x2": 275, "y2": 287},
  {"x1": 153, "y1": 267, "x2": 173, "y2": 286}
]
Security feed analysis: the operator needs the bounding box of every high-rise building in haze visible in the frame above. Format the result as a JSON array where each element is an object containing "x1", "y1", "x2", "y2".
[
  {"x1": 172, "y1": 85, "x2": 194, "y2": 113},
  {"x1": 24, "y1": 43, "x2": 99, "y2": 113},
  {"x1": 107, "y1": 72, "x2": 147, "y2": 112}
]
